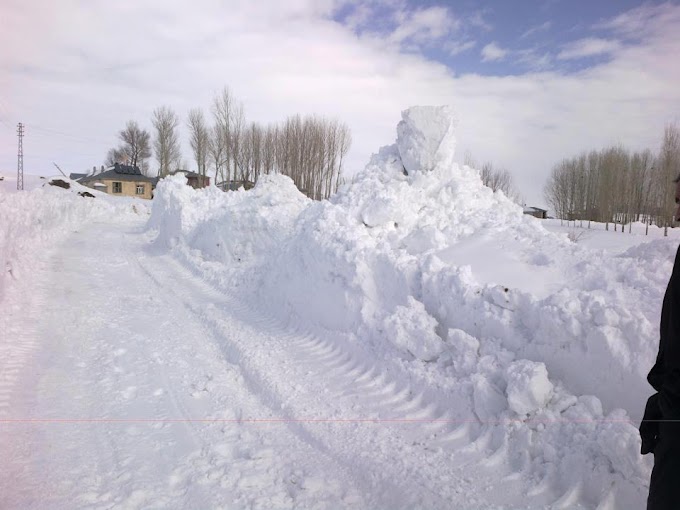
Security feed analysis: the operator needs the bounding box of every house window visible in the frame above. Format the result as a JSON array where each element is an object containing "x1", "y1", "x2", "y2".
[
  {"x1": 112, "y1": 182, "x2": 122, "y2": 193},
  {"x1": 136, "y1": 184, "x2": 145, "y2": 195}
]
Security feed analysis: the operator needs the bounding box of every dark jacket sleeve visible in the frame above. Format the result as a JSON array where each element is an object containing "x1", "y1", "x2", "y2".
[
  {"x1": 641, "y1": 393, "x2": 661, "y2": 454},
  {"x1": 642, "y1": 246, "x2": 680, "y2": 454},
  {"x1": 657, "y1": 247, "x2": 680, "y2": 420}
]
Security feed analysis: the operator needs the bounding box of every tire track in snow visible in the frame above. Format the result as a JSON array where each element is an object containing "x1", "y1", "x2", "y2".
[
  {"x1": 133, "y1": 245, "x2": 371, "y2": 508},
  {"x1": 136, "y1": 253, "x2": 404, "y2": 509},
  {"x1": 150, "y1": 249, "x2": 601, "y2": 508},
  {"x1": 4, "y1": 224, "x2": 368, "y2": 509}
]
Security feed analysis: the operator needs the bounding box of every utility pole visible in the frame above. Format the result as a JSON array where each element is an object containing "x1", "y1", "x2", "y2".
[
  {"x1": 53, "y1": 162, "x2": 67, "y2": 178},
  {"x1": 17, "y1": 122, "x2": 24, "y2": 191}
]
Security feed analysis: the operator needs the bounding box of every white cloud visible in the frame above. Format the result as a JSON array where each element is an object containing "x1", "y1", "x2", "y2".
[
  {"x1": 468, "y1": 11, "x2": 493, "y2": 32},
  {"x1": 557, "y1": 37, "x2": 621, "y2": 60},
  {"x1": 594, "y1": 2, "x2": 680, "y2": 37},
  {"x1": 520, "y1": 21, "x2": 552, "y2": 39},
  {"x1": 344, "y1": 4, "x2": 374, "y2": 30},
  {"x1": 1, "y1": 1, "x2": 679, "y2": 208},
  {"x1": 481, "y1": 42, "x2": 508, "y2": 62},
  {"x1": 388, "y1": 6, "x2": 459, "y2": 46},
  {"x1": 515, "y1": 49, "x2": 552, "y2": 70},
  {"x1": 446, "y1": 40, "x2": 476, "y2": 57}
]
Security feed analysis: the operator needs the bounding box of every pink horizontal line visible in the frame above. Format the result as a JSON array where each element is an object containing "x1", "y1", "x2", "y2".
[{"x1": 0, "y1": 418, "x2": 639, "y2": 424}]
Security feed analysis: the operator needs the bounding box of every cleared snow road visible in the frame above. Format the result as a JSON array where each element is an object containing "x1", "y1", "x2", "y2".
[
  {"x1": 1, "y1": 220, "x2": 614, "y2": 509},
  {"x1": 1, "y1": 221, "x2": 367, "y2": 509}
]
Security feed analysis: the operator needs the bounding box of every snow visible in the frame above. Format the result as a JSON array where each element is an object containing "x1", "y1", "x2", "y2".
[
  {"x1": 0, "y1": 173, "x2": 48, "y2": 194},
  {"x1": 396, "y1": 105, "x2": 458, "y2": 174},
  {"x1": 505, "y1": 360, "x2": 553, "y2": 416},
  {"x1": 0, "y1": 176, "x2": 148, "y2": 302},
  {"x1": 3, "y1": 107, "x2": 680, "y2": 508}
]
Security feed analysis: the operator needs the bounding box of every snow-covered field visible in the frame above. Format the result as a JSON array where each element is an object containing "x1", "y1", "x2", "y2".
[
  {"x1": 0, "y1": 173, "x2": 50, "y2": 194},
  {"x1": 2, "y1": 107, "x2": 678, "y2": 508}
]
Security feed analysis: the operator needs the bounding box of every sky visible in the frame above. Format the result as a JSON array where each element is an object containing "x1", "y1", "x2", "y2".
[{"x1": 1, "y1": 0, "x2": 679, "y2": 207}]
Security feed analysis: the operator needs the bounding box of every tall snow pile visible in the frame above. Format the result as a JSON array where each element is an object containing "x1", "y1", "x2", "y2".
[
  {"x1": 149, "y1": 106, "x2": 673, "y2": 503},
  {"x1": 149, "y1": 174, "x2": 310, "y2": 271}
]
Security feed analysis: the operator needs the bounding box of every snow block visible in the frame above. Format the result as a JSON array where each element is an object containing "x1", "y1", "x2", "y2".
[
  {"x1": 383, "y1": 296, "x2": 445, "y2": 361},
  {"x1": 396, "y1": 105, "x2": 458, "y2": 174},
  {"x1": 505, "y1": 360, "x2": 553, "y2": 416}
]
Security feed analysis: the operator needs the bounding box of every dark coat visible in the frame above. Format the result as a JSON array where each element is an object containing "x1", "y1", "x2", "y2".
[{"x1": 642, "y1": 246, "x2": 680, "y2": 508}]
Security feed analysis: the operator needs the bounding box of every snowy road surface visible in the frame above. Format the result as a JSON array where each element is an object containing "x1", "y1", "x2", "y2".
[
  {"x1": 0, "y1": 105, "x2": 663, "y2": 509},
  {"x1": 1, "y1": 219, "x2": 621, "y2": 509}
]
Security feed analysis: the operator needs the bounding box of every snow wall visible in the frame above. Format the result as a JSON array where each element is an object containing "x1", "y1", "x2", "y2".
[
  {"x1": 149, "y1": 106, "x2": 675, "y2": 499},
  {"x1": 0, "y1": 179, "x2": 149, "y2": 302}
]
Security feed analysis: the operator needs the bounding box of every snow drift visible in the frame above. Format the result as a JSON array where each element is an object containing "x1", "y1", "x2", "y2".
[
  {"x1": 0, "y1": 178, "x2": 149, "y2": 302},
  {"x1": 148, "y1": 106, "x2": 676, "y2": 506},
  {"x1": 0, "y1": 178, "x2": 151, "y2": 438}
]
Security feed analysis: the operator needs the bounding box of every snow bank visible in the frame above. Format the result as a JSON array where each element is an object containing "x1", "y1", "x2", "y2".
[
  {"x1": 0, "y1": 179, "x2": 149, "y2": 302},
  {"x1": 149, "y1": 174, "x2": 309, "y2": 269},
  {"x1": 0, "y1": 178, "x2": 150, "y2": 425},
  {"x1": 148, "y1": 105, "x2": 670, "y2": 502}
]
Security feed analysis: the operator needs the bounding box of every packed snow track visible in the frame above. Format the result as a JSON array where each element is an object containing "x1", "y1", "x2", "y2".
[{"x1": 0, "y1": 219, "x2": 641, "y2": 509}]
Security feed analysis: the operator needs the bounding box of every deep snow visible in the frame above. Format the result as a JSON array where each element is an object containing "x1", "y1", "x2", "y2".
[{"x1": 2, "y1": 106, "x2": 678, "y2": 508}]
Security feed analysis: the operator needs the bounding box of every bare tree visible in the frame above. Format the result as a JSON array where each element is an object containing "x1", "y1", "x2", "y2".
[
  {"x1": 543, "y1": 132, "x2": 678, "y2": 233},
  {"x1": 583, "y1": 150, "x2": 600, "y2": 228},
  {"x1": 544, "y1": 160, "x2": 571, "y2": 222},
  {"x1": 152, "y1": 106, "x2": 182, "y2": 177},
  {"x1": 480, "y1": 162, "x2": 509, "y2": 193},
  {"x1": 629, "y1": 149, "x2": 654, "y2": 231},
  {"x1": 231, "y1": 104, "x2": 246, "y2": 182},
  {"x1": 270, "y1": 115, "x2": 351, "y2": 199},
  {"x1": 187, "y1": 108, "x2": 210, "y2": 179},
  {"x1": 464, "y1": 154, "x2": 521, "y2": 203},
  {"x1": 209, "y1": 123, "x2": 226, "y2": 184},
  {"x1": 105, "y1": 147, "x2": 126, "y2": 167},
  {"x1": 658, "y1": 123, "x2": 680, "y2": 235},
  {"x1": 477, "y1": 160, "x2": 522, "y2": 203},
  {"x1": 336, "y1": 123, "x2": 351, "y2": 194},
  {"x1": 261, "y1": 124, "x2": 277, "y2": 175},
  {"x1": 191, "y1": 85, "x2": 352, "y2": 198},
  {"x1": 212, "y1": 88, "x2": 235, "y2": 183},
  {"x1": 106, "y1": 121, "x2": 151, "y2": 174}
]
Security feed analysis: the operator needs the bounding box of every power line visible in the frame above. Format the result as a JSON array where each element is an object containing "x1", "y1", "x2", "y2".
[
  {"x1": 0, "y1": 99, "x2": 14, "y2": 130},
  {"x1": 0, "y1": 97, "x2": 113, "y2": 144},
  {"x1": 27, "y1": 124, "x2": 111, "y2": 145},
  {"x1": 0, "y1": 101, "x2": 13, "y2": 131}
]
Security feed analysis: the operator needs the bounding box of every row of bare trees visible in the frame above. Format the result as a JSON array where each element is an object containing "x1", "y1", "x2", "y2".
[
  {"x1": 464, "y1": 153, "x2": 522, "y2": 203},
  {"x1": 105, "y1": 87, "x2": 351, "y2": 200},
  {"x1": 543, "y1": 124, "x2": 680, "y2": 233},
  {"x1": 201, "y1": 88, "x2": 351, "y2": 199}
]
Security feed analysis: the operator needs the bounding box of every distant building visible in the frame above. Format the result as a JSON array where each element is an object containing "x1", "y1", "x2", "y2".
[
  {"x1": 79, "y1": 163, "x2": 153, "y2": 199},
  {"x1": 169, "y1": 170, "x2": 210, "y2": 189},
  {"x1": 216, "y1": 179, "x2": 255, "y2": 191},
  {"x1": 523, "y1": 206, "x2": 548, "y2": 219},
  {"x1": 69, "y1": 173, "x2": 87, "y2": 181}
]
